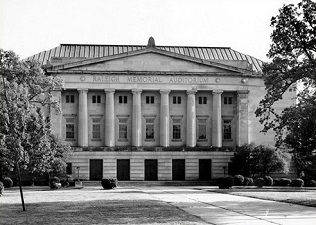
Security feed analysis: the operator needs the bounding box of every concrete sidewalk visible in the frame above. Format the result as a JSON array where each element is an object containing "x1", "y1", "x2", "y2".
[{"x1": 140, "y1": 186, "x2": 316, "y2": 225}]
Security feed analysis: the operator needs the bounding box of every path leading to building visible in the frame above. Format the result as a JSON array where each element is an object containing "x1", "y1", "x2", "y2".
[{"x1": 140, "y1": 186, "x2": 316, "y2": 225}]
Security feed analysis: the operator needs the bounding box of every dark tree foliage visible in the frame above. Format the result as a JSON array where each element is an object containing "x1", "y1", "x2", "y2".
[
  {"x1": 229, "y1": 143, "x2": 290, "y2": 177},
  {"x1": 0, "y1": 49, "x2": 71, "y2": 178},
  {"x1": 255, "y1": 0, "x2": 316, "y2": 131},
  {"x1": 255, "y1": 0, "x2": 316, "y2": 179}
]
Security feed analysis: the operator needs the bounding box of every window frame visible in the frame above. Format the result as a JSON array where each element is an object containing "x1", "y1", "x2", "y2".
[
  {"x1": 65, "y1": 95, "x2": 75, "y2": 103},
  {"x1": 144, "y1": 115, "x2": 156, "y2": 141},
  {"x1": 117, "y1": 115, "x2": 129, "y2": 142},
  {"x1": 171, "y1": 115, "x2": 183, "y2": 141}
]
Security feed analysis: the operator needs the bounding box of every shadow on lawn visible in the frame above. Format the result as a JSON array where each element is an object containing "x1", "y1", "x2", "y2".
[{"x1": 0, "y1": 199, "x2": 206, "y2": 225}]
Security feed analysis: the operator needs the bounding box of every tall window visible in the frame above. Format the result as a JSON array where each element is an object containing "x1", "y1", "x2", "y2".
[
  {"x1": 119, "y1": 96, "x2": 128, "y2": 104},
  {"x1": 223, "y1": 119, "x2": 232, "y2": 140},
  {"x1": 92, "y1": 117, "x2": 101, "y2": 139},
  {"x1": 224, "y1": 96, "x2": 233, "y2": 105},
  {"x1": 171, "y1": 116, "x2": 183, "y2": 140},
  {"x1": 92, "y1": 95, "x2": 101, "y2": 103},
  {"x1": 66, "y1": 95, "x2": 75, "y2": 103},
  {"x1": 197, "y1": 118, "x2": 208, "y2": 141},
  {"x1": 145, "y1": 116, "x2": 155, "y2": 141},
  {"x1": 65, "y1": 117, "x2": 75, "y2": 139},
  {"x1": 198, "y1": 96, "x2": 207, "y2": 104},
  {"x1": 173, "y1": 96, "x2": 181, "y2": 104},
  {"x1": 117, "y1": 116, "x2": 128, "y2": 141},
  {"x1": 146, "y1": 96, "x2": 155, "y2": 104}
]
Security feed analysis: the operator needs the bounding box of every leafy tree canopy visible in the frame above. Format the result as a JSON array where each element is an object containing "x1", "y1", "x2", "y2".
[
  {"x1": 255, "y1": 0, "x2": 316, "y2": 132},
  {"x1": 0, "y1": 49, "x2": 70, "y2": 177}
]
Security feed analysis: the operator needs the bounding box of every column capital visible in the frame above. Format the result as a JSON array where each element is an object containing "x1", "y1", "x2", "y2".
[
  {"x1": 104, "y1": 88, "x2": 115, "y2": 93},
  {"x1": 212, "y1": 90, "x2": 223, "y2": 94},
  {"x1": 131, "y1": 89, "x2": 142, "y2": 94},
  {"x1": 186, "y1": 90, "x2": 197, "y2": 95},
  {"x1": 160, "y1": 89, "x2": 171, "y2": 95},
  {"x1": 77, "y1": 89, "x2": 88, "y2": 93}
]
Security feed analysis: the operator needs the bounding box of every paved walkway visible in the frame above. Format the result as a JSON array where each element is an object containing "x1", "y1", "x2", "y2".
[{"x1": 140, "y1": 186, "x2": 316, "y2": 225}]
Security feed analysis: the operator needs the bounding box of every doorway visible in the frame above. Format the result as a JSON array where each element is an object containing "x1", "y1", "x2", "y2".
[
  {"x1": 117, "y1": 159, "x2": 130, "y2": 181},
  {"x1": 145, "y1": 159, "x2": 158, "y2": 181},
  {"x1": 89, "y1": 159, "x2": 103, "y2": 181},
  {"x1": 199, "y1": 159, "x2": 212, "y2": 180},
  {"x1": 172, "y1": 159, "x2": 185, "y2": 181}
]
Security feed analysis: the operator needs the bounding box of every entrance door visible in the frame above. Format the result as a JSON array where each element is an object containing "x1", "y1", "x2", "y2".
[
  {"x1": 199, "y1": 159, "x2": 212, "y2": 180},
  {"x1": 172, "y1": 159, "x2": 185, "y2": 181},
  {"x1": 90, "y1": 159, "x2": 103, "y2": 181},
  {"x1": 117, "y1": 159, "x2": 130, "y2": 181},
  {"x1": 145, "y1": 159, "x2": 158, "y2": 181}
]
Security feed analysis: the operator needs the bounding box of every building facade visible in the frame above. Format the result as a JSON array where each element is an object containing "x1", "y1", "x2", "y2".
[{"x1": 29, "y1": 37, "x2": 296, "y2": 181}]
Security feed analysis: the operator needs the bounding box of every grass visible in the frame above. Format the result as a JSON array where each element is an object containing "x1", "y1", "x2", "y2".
[
  {"x1": 211, "y1": 187, "x2": 316, "y2": 207},
  {"x1": 0, "y1": 187, "x2": 206, "y2": 225}
]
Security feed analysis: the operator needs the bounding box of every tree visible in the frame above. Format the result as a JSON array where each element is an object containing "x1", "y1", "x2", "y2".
[
  {"x1": 255, "y1": 0, "x2": 316, "y2": 179},
  {"x1": 250, "y1": 145, "x2": 290, "y2": 177},
  {"x1": 274, "y1": 90, "x2": 316, "y2": 179},
  {"x1": 229, "y1": 143, "x2": 290, "y2": 177},
  {"x1": 255, "y1": 0, "x2": 315, "y2": 131},
  {"x1": 0, "y1": 49, "x2": 71, "y2": 210},
  {"x1": 228, "y1": 143, "x2": 254, "y2": 177}
]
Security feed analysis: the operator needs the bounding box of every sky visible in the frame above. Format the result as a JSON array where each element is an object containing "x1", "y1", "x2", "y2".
[{"x1": 0, "y1": 0, "x2": 302, "y2": 61}]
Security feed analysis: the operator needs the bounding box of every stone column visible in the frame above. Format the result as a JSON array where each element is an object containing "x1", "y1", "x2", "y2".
[
  {"x1": 237, "y1": 90, "x2": 250, "y2": 146},
  {"x1": 160, "y1": 90, "x2": 170, "y2": 147},
  {"x1": 132, "y1": 89, "x2": 142, "y2": 147},
  {"x1": 186, "y1": 90, "x2": 197, "y2": 147},
  {"x1": 104, "y1": 89, "x2": 115, "y2": 147},
  {"x1": 50, "y1": 89, "x2": 62, "y2": 137},
  {"x1": 77, "y1": 89, "x2": 88, "y2": 147},
  {"x1": 212, "y1": 90, "x2": 223, "y2": 147}
]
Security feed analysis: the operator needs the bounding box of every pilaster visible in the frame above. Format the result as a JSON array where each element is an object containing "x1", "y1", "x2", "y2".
[{"x1": 237, "y1": 90, "x2": 250, "y2": 146}]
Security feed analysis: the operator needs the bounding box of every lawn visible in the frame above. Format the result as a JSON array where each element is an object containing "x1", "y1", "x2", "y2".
[
  {"x1": 210, "y1": 187, "x2": 316, "y2": 207},
  {"x1": 0, "y1": 187, "x2": 207, "y2": 225}
]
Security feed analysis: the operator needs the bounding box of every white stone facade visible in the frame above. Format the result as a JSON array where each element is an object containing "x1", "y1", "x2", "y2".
[{"x1": 34, "y1": 39, "x2": 296, "y2": 181}]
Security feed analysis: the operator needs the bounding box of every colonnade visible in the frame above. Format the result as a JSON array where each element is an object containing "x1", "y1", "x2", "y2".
[{"x1": 52, "y1": 89, "x2": 249, "y2": 148}]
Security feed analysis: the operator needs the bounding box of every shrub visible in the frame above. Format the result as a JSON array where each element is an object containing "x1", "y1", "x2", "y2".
[
  {"x1": 101, "y1": 178, "x2": 117, "y2": 189},
  {"x1": 273, "y1": 179, "x2": 281, "y2": 186},
  {"x1": 50, "y1": 176, "x2": 61, "y2": 189},
  {"x1": 291, "y1": 179, "x2": 304, "y2": 187},
  {"x1": 0, "y1": 181, "x2": 3, "y2": 196},
  {"x1": 305, "y1": 180, "x2": 316, "y2": 187},
  {"x1": 279, "y1": 178, "x2": 291, "y2": 186},
  {"x1": 233, "y1": 175, "x2": 244, "y2": 186},
  {"x1": 3, "y1": 177, "x2": 13, "y2": 188},
  {"x1": 218, "y1": 177, "x2": 234, "y2": 189},
  {"x1": 243, "y1": 177, "x2": 253, "y2": 186},
  {"x1": 264, "y1": 176, "x2": 273, "y2": 186},
  {"x1": 254, "y1": 178, "x2": 265, "y2": 187}
]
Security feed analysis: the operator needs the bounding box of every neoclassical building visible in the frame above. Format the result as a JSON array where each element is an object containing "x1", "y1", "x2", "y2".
[{"x1": 28, "y1": 37, "x2": 295, "y2": 181}]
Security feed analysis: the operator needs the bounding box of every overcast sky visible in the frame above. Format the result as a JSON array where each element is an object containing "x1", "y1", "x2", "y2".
[{"x1": 0, "y1": 0, "x2": 301, "y2": 61}]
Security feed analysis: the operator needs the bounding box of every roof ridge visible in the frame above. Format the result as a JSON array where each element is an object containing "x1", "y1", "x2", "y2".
[{"x1": 59, "y1": 43, "x2": 231, "y2": 49}]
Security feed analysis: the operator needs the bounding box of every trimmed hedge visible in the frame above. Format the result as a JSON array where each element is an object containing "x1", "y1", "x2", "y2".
[
  {"x1": 291, "y1": 179, "x2": 304, "y2": 187},
  {"x1": 50, "y1": 176, "x2": 61, "y2": 189},
  {"x1": 3, "y1": 177, "x2": 13, "y2": 188},
  {"x1": 233, "y1": 175, "x2": 244, "y2": 186},
  {"x1": 254, "y1": 178, "x2": 265, "y2": 187},
  {"x1": 101, "y1": 178, "x2": 117, "y2": 189},
  {"x1": 305, "y1": 180, "x2": 316, "y2": 187},
  {"x1": 218, "y1": 177, "x2": 234, "y2": 189},
  {"x1": 243, "y1": 177, "x2": 253, "y2": 186},
  {"x1": 264, "y1": 176, "x2": 273, "y2": 186},
  {"x1": 279, "y1": 178, "x2": 292, "y2": 186}
]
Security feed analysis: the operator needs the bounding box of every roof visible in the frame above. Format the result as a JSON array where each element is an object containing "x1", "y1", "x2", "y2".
[{"x1": 27, "y1": 43, "x2": 264, "y2": 73}]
